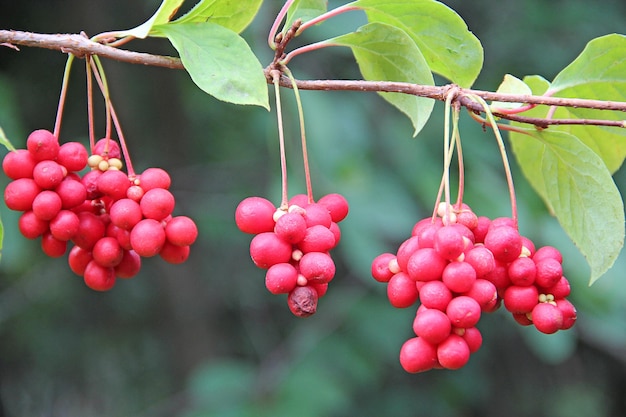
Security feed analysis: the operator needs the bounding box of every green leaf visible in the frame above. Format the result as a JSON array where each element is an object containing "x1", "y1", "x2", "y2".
[
  {"x1": 491, "y1": 74, "x2": 533, "y2": 110},
  {"x1": 283, "y1": 0, "x2": 328, "y2": 31},
  {"x1": 156, "y1": 22, "x2": 269, "y2": 108},
  {"x1": 173, "y1": 0, "x2": 263, "y2": 34},
  {"x1": 115, "y1": 0, "x2": 185, "y2": 39},
  {"x1": 548, "y1": 34, "x2": 626, "y2": 173},
  {"x1": 508, "y1": 127, "x2": 624, "y2": 284},
  {"x1": 0, "y1": 125, "x2": 16, "y2": 151},
  {"x1": 325, "y1": 22, "x2": 435, "y2": 136},
  {"x1": 351, "y1": 0, "x2": 483, "y2": 88}
]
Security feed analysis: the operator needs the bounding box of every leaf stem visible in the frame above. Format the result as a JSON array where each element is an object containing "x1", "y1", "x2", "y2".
[
  {"x1": 85, "y1": 56, "x2": 96, "y2": 150},
  {"x1": 268, "y1": 0, "x2": 296, "y2": 49},
  {"x1": 296, "y1": 5, "x2": 362, "y2": 35}
]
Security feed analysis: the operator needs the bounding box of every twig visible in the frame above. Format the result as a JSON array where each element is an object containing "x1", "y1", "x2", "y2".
[{"x1": 2, "y1": 29, "x2": 626, "y2": 129}]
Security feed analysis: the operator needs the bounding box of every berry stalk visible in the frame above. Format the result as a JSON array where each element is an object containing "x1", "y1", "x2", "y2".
[
  {"x1": 53, "y1": 54, "x2": 76, "y2": 138},
  {"x1": 271, "y1": 70, "x2": 290, "y2": 209}
]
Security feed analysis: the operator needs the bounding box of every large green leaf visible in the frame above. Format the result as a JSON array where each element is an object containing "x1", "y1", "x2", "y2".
[
  {"x1": 156, "y1": 22, "x2": 269, "y2": 108},
  {"x1": 508, "y1": 127, "x2": 624, "y2": 285},
  {"x1": 114, "y1": 0, "x2": 185, "y2": 39},
  {"x1": 547, "y1": 34, "x2": 626, "y2": 173},
  {"x1": 173, "y1": 0, "x2": 263, "y2": 34},
  {"x1": 351, "y1": 0, "x2": 483, "y2": 88},
  {"x1": 324, "y1": 22, "x2": 435, "y2": 135},
  {"x1": 283, "y1": 0, "x2": 328, "y2": 31}
]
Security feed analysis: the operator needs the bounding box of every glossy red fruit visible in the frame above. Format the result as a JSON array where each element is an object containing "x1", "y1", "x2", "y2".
[
  {"x1": 434, "y1": 226, "x2": 466, "y2": 260},
  {"x1": 464, "y1": 246, "x2": 496, "y2": 277},
  {"x1": 4, "y1": 178, "x2": 41, "y2": 211},
  {"x1": 115, "y1": 250, "x2": 142, "y2": 278},
  {"x1": 298, "y1": 225, "x2": 336, "y2": 253},
  {"x1": 41, "y1": 232, "x2": 67, "y2": 257},
  {"x1": 57, "y1": 141, "x2": 88, "y2": 172},
  {"x1": 371, "y1": 252, "x2": 397, "y2": 283},
  {"x1": 317, "y1": 193, "x2": 349, "y2": 223},
  {"x1": 419, "y1": 280, "x2": 453, "y2": 311},
  {"x1": 387, "y1": 272, "x2": 419, "y2": 308},
  {"x1": 531, "y1": 302, "x2": 563, "y2": 334},
  {"x1": 555, "y1": 299, "x2": 577, "y2": 330},
  {"x1": 249, "y1": 232, "x2": 293, "y2": 268},
  {"x1": 83, "y1": 260, "x2": 116, "y2": 291},
  {"x1": 18, "y1": 211, "x2": 49, "y2": 239},
  {"x1": 165, "y1": 216, "x2": 198, "y2": 246},
  {"x1": 437, "y1": 334, "x2": 471, "y2": 370},
  {"x1": 446, "y1": 296, "x2": 481, "y2": 328},
  {"x1": 303, "y1": 203, "x2": 332, "y2": 228},
  {"x1": 503, "y1": 285, "x2": 539, "y2": 314},
  {"x1": 406, "y1": 248, "x2": 447, "y2": 282},
  {"x1": 92, "y1": 236, "x2": 124, "y2": 267},
  {"x1": 26, "y1": 129, "x2": 59, "y2": 161},
  {"x1": 484, "y1": 225, "x2": 522, "y2": 263},
  {"x1": 68, "y1": 245, "x2": 93, "y2": 276},
  {"x1": 130, "y1": 218, "x2": 166, "y2": 257},
  {"x1": 49, "y1": 209, "x2": 80, "y2": 241},
  {"x1": 299, "y1": 252, "x2": 336, "y2": 284},
  {"x1": 2, "y1": 149, "x2": 36, "y2": 179},
  {"x1": 97, "y1": 169, "x2": 131, "y2": 200},
  {"x1": 399, "y1": 337, "x2": 438, "y2": 373},
  {"x1": 274, "y1": 211, "x2": 307, "y2": 243},
  {"x1": 442, "y1": 261, "x2": 477, "y2": 293},
  {"x1": 396, "y1": 236, "x2": 420, "y2": 272},
  {"x1": 460, "y1": 327, "x2": 483, "y2": 353},
  {"x1": 32, "y1": 160, "x2": 65, "y2": 189},
  {"x1": 93, "y1": 138, "x2": 121, "y2": 159},
  {"x1": 32, "y1": 190, "x2": 62, "y2": 221},
  {"x1": 534, "y1": 258, "x2": 562, "y2": 288},
  {"x1": 507, "y1": 256, "x2": 536, "y2": 286},
  {"x1": 265, "y1": 263, "x2": 298, "y2": 294},
  {"x1": 72, "y1": 212, "x2": 106, "y2": 250},
  {"x1": 235, "y1": 196, "x2": 276, "y2": 234},
  {"x1": 140, "y1": 188, "x2": 175, "y2": 221},
  {"x1": 109, "y1": 198, "x2": 143, "y2": 230},
  {"x1": 463, "y1": 279, "x2": 498, "y2": 311},
  {"x1": 55, "y1": 177, "x2": 87, "y2": 209},
  {"x1": 159, "y1": 241, "x2": 190, "y2": 264},
  {"x1": 413, "y1": 308, "x2": 452, "y2": 345},
  {"x1": 137, "y1": 167, "x2": 171, "y2": 191}
]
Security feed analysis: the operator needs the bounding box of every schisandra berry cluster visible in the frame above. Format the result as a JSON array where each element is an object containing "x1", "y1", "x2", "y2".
[
  {"x1": 3, "y1": 129, "x2": 198, "y2": 291},
  {"x1": 235, "y1": 193, "x2": 349, "y2": 317},
  {"x1": 371, "y1": 203, "x2": 577, "y2": 373}
]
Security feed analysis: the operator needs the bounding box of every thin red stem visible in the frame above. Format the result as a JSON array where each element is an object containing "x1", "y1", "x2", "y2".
[
  {"x1": 296, "y1": 5, "x2": 362, "y2": 34},
  {"x1": 85, "y1": 56, "x2": 96, "y2": 150},
  {"x1": 281, "y1": 40, "x2": 336, "y2": 66},
  {"x1": 268, "y1": 0, "x2": 295, "y2": 49},
  {"x1": 53, "y1": 54, "x2": 75, "y2": 138}
]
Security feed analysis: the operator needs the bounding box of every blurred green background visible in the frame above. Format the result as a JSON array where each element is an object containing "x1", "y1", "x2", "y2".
[{"x1": 1, "y1": 1, "x2": 625, "y2": 416}]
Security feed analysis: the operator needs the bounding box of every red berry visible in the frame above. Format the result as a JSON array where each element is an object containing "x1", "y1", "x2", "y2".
[
  {"x1": 541, "y1": 276, "x2": 571, "y2": 299},
  {"x1": 472, "y1": 216, "x2": 491, "y2": 243},
  {"x1": 413, "y1": 308, "x2": 452, "y2": 344},
  {"x1": 503, "y1": 285, "x2": 539, "y2": 314},
  {"x1": 317, "y1": 193, "x2": 349, "y2": 223},
  {"x1": 288, "y1": 194, "x2": 309, "y2": 208},
  {"x1": 299, "y1": 252, "x2": 336, "y2": 284},
  {"x1": 484, "y1": 225, "x2": 522, "y2": 263},
  {"x1": 483, "y1": 261, "x2": 511, "y2": 294},
  {"x1": 3, "y1": 149, "x2": 36, "y2": 179},
  {"x1": 446, "y1": 295, "x2": 481, "y2": 328},
  {"x1": 460, "y1": 327, "x2": 483, "y2": 353},
  {"x1": 555, "y1": 299, "x2": 577, "y2": 330},
  {"x1": 437, "y1": 334, "x2": 470, "y2": 370},
  {"x1": 55, "y1": 177, "x2": 87, "y2": 209},
  {"x1": 97, "y1": 169, "x2": 131, "y2": 200},
  {"x1": 49, "y1": 209, "x2": 80, "y2": 241},
  {"x1": 406, "y1": 248, "x2": 447, "y2": 282},
  {"x1": 396, "y1": 236, "x2": 420, "y2": 272},
  {"x1": 4, "y1": 178, "x2": 41, "y2": 211},
  {"x1": 415, "y1": 221, "x2": 442, "y2": 248},
  {"x1": 387, "y1": 272, "x2": 419, "y2": 308},
  {"x1": 32, "y1": 190, "x2": 62, "y2": 221},
  {"x1": 303, "y1": 203, "x2": 332, "y2": 228},
  {"x1": 419, "y1": 280, "x2": 453, "y2": 311},
  {"x1": 533, "y1": 246, "x2": 563, "y2": 264},
  {"x1": 434, "y1": 226, "x2": 466, "y2": 260},
  {"x1": 399, "y1": 337, "x2": 438, "y2": 373},
  {"x1": 464, "y1": 246, "x2": 496, "y2": 277},
  {"x1": 109, "y1": 198, "x2": 143, "y2": 230},
  {"x1": 115, "y1": 250, "x2": 142, "y2": 278},
  {"x1": 534, "y1": 258, "x2": 563, "y2": 288},
  {"x1": 130, "y1": 218, "x2": 166, "y2": 257},
  {"x1": 93, "y1": 138, "x2": 121, "y2": 159},
  {"x1": 57, "y1": 141, "x2": 88, "y2": 172},
  {"x1": 287, "y1": 285, "x2": 318, "y2": 317},
  {"x1": 298, "y1": 225, "x2": 336, "y2": 253},
  {"x1": 531, "y1": 302, "x2": 563, "y2": 334},
  {"x1": 68, "y1": 245, "x2": 93, "y2": 276},
  {"x1": 159, "y1": 241, "x2": 190, "y2": 264},
  {"x1": 235, "y1": 196, "x2": 276, "y2": 234},
  {"x1": 463, "y1": 279, "x2": 498, "y2": 311},
  {"x1": 249, "y1": 232, "x2": 293, "y2": 268},
  {"x1": 274, "y1": 211, "x2": 307, "y2": 243},
  {"x1": 371, "y1": 253, "x2": 397, "y2": 283},
  {"x1": 165, "y1": 216, "x2": 198, "y2": 246},
  {"x1": 41, "y1": 232, "x2": 67, "y2": 257},
  {"x1": 72, "y1": 212, "x2": 106, "y2": 250},
  {"x1": 507, "y1": 256, "x2": 536, "y2": 286},
  {"x1": 81, "y1": 170, "x2": 103, "y2": 200},
  {"x1": 26, "y1": 129, "x2": 59, "y2": 161},
  {"x1": 442, "y1": 261, "x2": 477, "y2": 293},
  {"x1": 265, "y1": 263, "x2": 298, "y2": 294},
  {"x1": 18, "y1": 211, "x2": 49, "y2": 239},
  {"x1": 137, "y1": 167, "x2": 171, "y2": 191},
  {"x1": 83, "y1": 260, "x2": 116, "y2": 291},
  {"x1": 32, "y1": 160, "x2": 66, "y2": 189},
  {"x1": 139, "y1": 188, "x2": 175, "y2": 221},
  {"x1": 92, "y1": 236, "x2": 124, "y2": 267}
]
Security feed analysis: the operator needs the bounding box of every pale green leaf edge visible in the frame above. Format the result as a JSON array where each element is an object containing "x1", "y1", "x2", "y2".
[
  {"x1": 114, "y1": 0, "x2": 185, "y2": 39},
  {"x1": 173, "y1": 0, "x2": 264, "y2": 34}
]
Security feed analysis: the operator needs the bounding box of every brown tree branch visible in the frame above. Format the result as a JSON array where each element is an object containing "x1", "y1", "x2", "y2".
[{"x1": 2, "y1": 29, "x2": 626, "y2": 129}]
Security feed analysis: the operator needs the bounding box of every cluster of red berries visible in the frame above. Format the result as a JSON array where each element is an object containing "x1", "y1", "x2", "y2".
[
  {"x1": 371, "y1": 202, "x2": 577, "y2": 373},
  {"x1": 3, "y1": 129, "x2": 198, "y2": 291},
  {"x1": 235, "y1": 193, "x2": 349, "y2": 317}
]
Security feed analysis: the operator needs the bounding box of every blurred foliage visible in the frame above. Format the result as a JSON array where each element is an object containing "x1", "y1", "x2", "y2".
[{"x1": 1, "y1": 1, "x2": 625, "y2": 416}]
